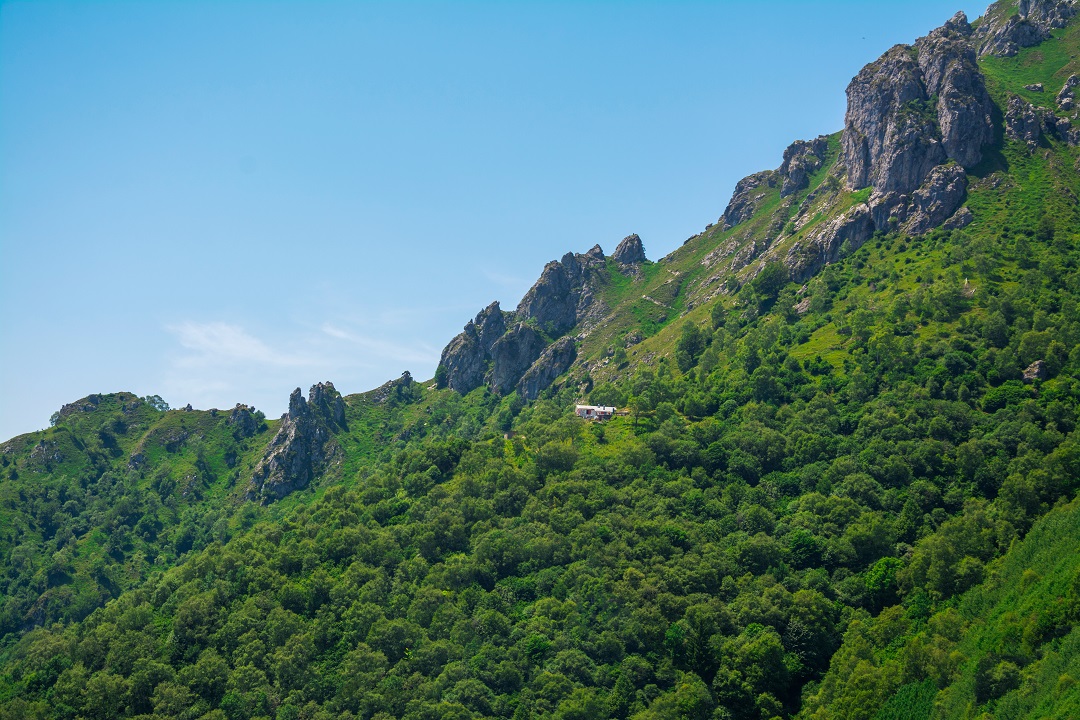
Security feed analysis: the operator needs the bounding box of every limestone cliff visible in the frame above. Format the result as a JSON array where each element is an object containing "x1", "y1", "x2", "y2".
[{"x1": 782, "y1": 12, "x2": 991, "y2": 281}]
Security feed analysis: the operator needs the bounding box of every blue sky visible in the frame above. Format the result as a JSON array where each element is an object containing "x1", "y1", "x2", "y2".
[{"x1": 0, "y1": 0, "x2": 985, "y2": 440}]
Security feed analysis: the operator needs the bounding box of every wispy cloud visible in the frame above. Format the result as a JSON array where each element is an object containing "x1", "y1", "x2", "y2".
[
  {"x1": 320, "y1": 322, "x2": 439, "y2": 365},
  {"x1": 167, "y1": 321, "x2": 317, "y2": 368},
  {"x1": 160, "y1": 318, "x2": 442, "y2": 413},
  {"x1": 480, "y1": 268, "x2": 528, "y2": 291}
]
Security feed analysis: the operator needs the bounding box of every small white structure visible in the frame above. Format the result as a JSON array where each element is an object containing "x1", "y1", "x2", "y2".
[{"x1": 576, "y1": 405, "x2": 616, "y2": 421}]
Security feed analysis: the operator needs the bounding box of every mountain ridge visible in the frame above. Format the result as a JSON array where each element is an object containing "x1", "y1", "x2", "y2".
[{"x1": 2, "y1": 1, "x2": 1080, "y2": 718}]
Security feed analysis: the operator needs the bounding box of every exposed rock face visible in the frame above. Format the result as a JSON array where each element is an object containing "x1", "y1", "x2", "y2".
[
  {"x1": 785, "y1": 204, "x2": 875, "y2": 283},
  {"x1": 843, "y1": 13, "x2": 991, "y2": 196},
  {"x1": 721, "y1": 171, "x2": 775, "y2": 230},
  {"x1": 488, "y1": 324, "x2": 547, "y2": 394},
  {"x1": 516, "y1": 337, "x2": 577, "y2": 400},
  {"x1": 944, "y1": 206, "x2": 974, "y2": 229},
  {"x1": 976, "y1": 0, "x2": 1077, "y2": 57},
  {"x1": 900, "y1": 163, "x2": 970, "y2": 234},
  {"x1": 248, "y1": 383, "x2": 342, "y2": 503},
  {"x1": 779, "y1": 136, "x2": 830, "y2": 196},
  {"x1": 1023, "y1": 359, "x2": 1049, "y2": 382},
  {"x1": 915, "y1": 14, "x2": 995, "y2": 169},
  {"x1": 516, "y1": 249, "x2": 607, "y2": 335},
  {"x1": 1006, "y1": 94, "x2": 1044, "y2": 148},
  {"x1": 438, "y1": 245, "x2": 607, "y2": 398},
  {"x1": 843, "y1": 44, "x2": 945, "y2": 193},
  {"x1": 1057, "y1": 74, "x2": 1080, "y2": 109},
  {"x1": 437, "y1": 302, "x2": 507, "y2": 393},
  {"x1": 612, "y1": 233, "x2": 647, "y2": 264},
  {"x1": 517, "y1": 260, "x2": 576, "y2": 335},
  {"x1": 867, "y1": 163, "x2": 969, "y2": 234},
  {"x1": 1002, "y1": 94, "x2": 1080, "y2": 147},
  {"x1": 227, "y1": 404, "x2": 260, "y2": 438},
  {"x1": 309, "y1": 382, "x2": 347, "y2": 429}
]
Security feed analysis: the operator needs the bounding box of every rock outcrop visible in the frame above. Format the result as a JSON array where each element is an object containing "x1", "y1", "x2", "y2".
[
  {"x1": 437, "y1": 245, "x2": 606, "y2": 398},
  {"x1": 900, "y1": 163, "x2": 969, "y2": 234},
  {"x1": 1006, "y1": 94, "x2": 1044, "y2": 148},
  {"x1": 248, "y1": 383, "x2": 343, "y2": 503},
  {"x1": 516, "y1": 337, "x2": 577, "y2": 401},
  {"x1": 437, "y1": 302, "x2": 507, "y2": 393},
  {"x1": 843, "y1": 44, "x2": 946, "y2": 194},
  {"x1": 1057, "y1": 74, "x2": 1080, "y2": 108},
  {"x1": 915, "y1": 13, "x2": 995, "y2": 169},
  {"x1": 843, "y1": 13, "x2": 991, "y2": 195},
  {"x1": 721, "y1": 171, "x2": 775, "y2": 230},
  {"x1": 779, "y1": 13, "x2": 987, "y2": 283},
  {"x1": 976, "y1": 0, "x2": 1077, "y2": 57},
  {"x1": 517, "y1": 250, "x2": 606, "y2": 335},
  {"x1": 785, "y1": 204, "x2": 875, "y2": 283},
  {"x1": 488, "y1": 324, "x2": 547, "y2": 395},
  {"x1": 227, "y1": 404, "x2": 260, "y2": 438},
  {"x1": 612, "y1": 233, "x2": 647, "y2": 264},
  {"x1": 1023, "y1": 359, "x2": 1049, "y2": 382},
  {"x1": 779, "y1": 136, "x2": 830, "y2": 196}
]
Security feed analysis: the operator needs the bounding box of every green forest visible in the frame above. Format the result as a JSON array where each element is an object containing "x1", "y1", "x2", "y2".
[{"x1": 2, "y1": 1, "x2": 1080, "y2": 719}]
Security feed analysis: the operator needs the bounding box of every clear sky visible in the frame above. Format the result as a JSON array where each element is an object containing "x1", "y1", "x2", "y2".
[{"x1": 0, "y1": 0, "x2": 986, "y2": 440}]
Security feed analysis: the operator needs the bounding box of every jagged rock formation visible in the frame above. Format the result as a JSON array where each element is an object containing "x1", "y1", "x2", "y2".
[
  {"x1": 780, "y1": 12, "x2": 992, "y2": 282},
  {"x1": 517, "y1": 249, "x2": 606, "y2": 334},
  {"x1": 976, "y1": 0, "x2": 1077, "y2": 56},
  {"x1": 843, "y1": 44, "x2": 945, "y2": 194},
  {"x1": 785, "y1": 205, "x2": 875, "y2": 283},
  {"x1": 915, "y1": 13, "x2": 995, "y2": 169},
  {"x1": 488, "y1": 324, "x2": 547, "y2": 395},
  {"x1": 437, "y1": 247, "x2": 603, "y2": 398},
  {"x1": 721, "y1": 171, "x2": 775, "y2": 230},
  {"x1": 1007, "y1": 94, "x2": 1045, "y2": 148},
  {"x1": 891, "y1": 163, "x2": 969, "y2": 234},
  {"x1": 248, "y1": 382, "x2": 343, "y2": 503},
  {"x1": 612, "y1": 234, "x2": 647, "y2": 264},
  {"x1": 516, "y1": 337, "x2": 577, "y2": 400},
  {"x1": 844, "y1": 13, "x2": 991, "y2": 194},
  {"x1": 1058, "y1": 74, "x2": 1080, "y2": 108},
  {"x1": 227, "y1": 404, "x2": 260, "y2": 439},
  {"x1": 780, "y1": 136, "x2": 830, "y2": 196},
  {"x1": 437, "y1": 302, "x2": 507, "y2": 393},
  {"x1": 1005, "y1": 91, "x2": 1080, "y2": 148}
]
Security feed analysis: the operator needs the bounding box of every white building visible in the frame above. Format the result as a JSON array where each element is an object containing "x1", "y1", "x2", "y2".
[{"x1": 575, "y1": 405, "x2": 616, "y2": 421}]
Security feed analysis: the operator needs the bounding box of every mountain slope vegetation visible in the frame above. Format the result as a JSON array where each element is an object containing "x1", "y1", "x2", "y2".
[{"x1": 2, "y1": 1, "x2": 1080, "y2": 719}]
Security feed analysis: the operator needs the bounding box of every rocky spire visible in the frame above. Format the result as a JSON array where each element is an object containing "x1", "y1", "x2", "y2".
[
  {"x1": 612, "y1": 233, "x2": 647, "y2": 264},
  {"x1": 248, "y1": 382, "x2": 344, "y2": 503}
]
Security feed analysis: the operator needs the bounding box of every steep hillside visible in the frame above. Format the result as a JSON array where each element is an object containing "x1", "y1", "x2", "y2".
[{"x1": 0, "y1": 1, "x2": 1079, "y2": 719}]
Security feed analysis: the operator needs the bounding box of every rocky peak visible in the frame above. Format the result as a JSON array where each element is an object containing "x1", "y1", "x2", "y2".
[
  {"x1": 487, "y1": 323, "x2": 547, "y2": 395},
  {"x1": 612, "y1": 233, "x2": 647, "y2": 264},
  {"x1": 248, "y1": 383, "x2": 343, "y2": 503},
  {"x1": 779, "y1": 136, "x2": 830, "y2": 196},
  {"x1": 914, "y1": 13, "x2": 994, "y2": 169},
  {"x1": 827, "y1": 11, "x2": 993, "y2": 259},
  {"x1": 437, "y1": 243, "x2": 606, "y2": 399},
  {"x1": 307, "y1": 381, "x2": 347, "y2": 429},
  {"x1": 842, "y1": 44, "x2": 946, "y2": 194},
  {"x1": 517, "y1": 248, "x2": 606, "y2": 335},
  {"x1": 976, "y1": 0, "x2": 1077, "y2": 56}
]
